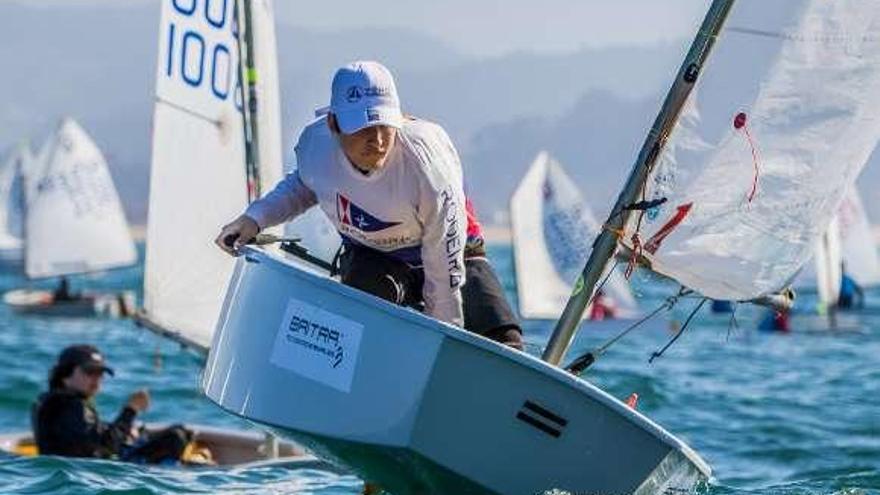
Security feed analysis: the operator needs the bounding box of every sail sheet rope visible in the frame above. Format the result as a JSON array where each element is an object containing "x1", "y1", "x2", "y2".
[
  {"x1": 564, "y1": 286, "x2": 694, "y2": 374},
  {"x1": 648, "y1": 297, "x2": 708, "y2": 363}
]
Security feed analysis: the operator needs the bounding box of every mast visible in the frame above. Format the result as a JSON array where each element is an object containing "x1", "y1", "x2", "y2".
[
  {"x1": 541, "y1": 0, "x2": 737, "y2": 365},
  {"x1": 236, "y1": 0, "x2": 261, "y2": 202}
]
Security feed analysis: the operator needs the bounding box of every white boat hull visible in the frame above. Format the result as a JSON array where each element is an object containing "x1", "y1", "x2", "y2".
[
  {"x1": 204, "y1": 248, "x2": 710, "y2": 494},
  {"x1": 3, "y1": 289, "x2": 135, "y2": 318}
]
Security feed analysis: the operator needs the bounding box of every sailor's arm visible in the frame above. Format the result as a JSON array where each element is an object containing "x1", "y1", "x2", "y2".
[
  {"x1": 245, "y1": 170, "x2": 318, "y2": 228},
  {"x1": 418, "y1": 178, "x2": 467, "y2": 327},
  {"x1": 215, "y1": 170, "x2": 317, "y2": 254}
]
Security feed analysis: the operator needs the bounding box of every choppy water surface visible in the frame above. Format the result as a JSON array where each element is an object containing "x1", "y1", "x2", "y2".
[{"x1": 0, "y1": 244, "x2": 877, "y2": 494}]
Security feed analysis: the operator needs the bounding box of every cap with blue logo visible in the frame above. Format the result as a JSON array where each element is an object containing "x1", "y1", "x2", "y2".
[{"x1": 330, "y1": 61, "x2": 403, "y2": 134}]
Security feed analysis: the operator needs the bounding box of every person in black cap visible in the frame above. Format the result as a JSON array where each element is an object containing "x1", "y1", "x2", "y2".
[{"x1": 32, "y1": 344, "x2": 193, "y2": 463}]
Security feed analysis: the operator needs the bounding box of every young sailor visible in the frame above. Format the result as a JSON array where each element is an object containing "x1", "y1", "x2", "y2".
[
  {"x1": 587, "y1": 289, "x2": 617, "y2": 321},
  {"x1": 838, "y1": 263, "x2": 865, "y2": 310},
  {"x1": 52, "y1": 276, "x2": 78, "y2": 303},
  {"x1": 216, "y1": 60, "x2": 522, "y2": 350},
  {"x1": 32, "y1": 344, "x2": 192, "y2": 463}
]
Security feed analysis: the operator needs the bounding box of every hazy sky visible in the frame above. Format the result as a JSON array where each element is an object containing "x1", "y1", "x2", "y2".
[
  {"x1": 274, "y1": 0, "x2": 711, "y2": 55},
  {"x1": 19, "y1": 0, "x2": 711, "y2": 55}
]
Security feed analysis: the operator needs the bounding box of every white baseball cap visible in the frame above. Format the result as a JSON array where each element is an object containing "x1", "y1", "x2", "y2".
[{"x1": 330, "y1": 61, "x2": 403, "y2": 134}]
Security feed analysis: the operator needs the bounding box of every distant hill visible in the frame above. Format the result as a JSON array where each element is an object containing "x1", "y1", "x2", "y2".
[{"x1": 3, "y1": 1, "x2": 879, "y2": 226}]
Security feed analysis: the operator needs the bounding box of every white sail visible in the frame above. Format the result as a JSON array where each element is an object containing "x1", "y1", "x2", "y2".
[
  {"x1": 812, "y1": 217, "x2": 842, "y2": 307},
  {"x1": 0, "y1": 143, "x2": 29, "y2": 261},
  {"x1": 143, "y1": 0, "x2": 282, "y2": 349},
  {"x1": 511, "y1": 152, "x2": 637, "y2": 319},
  {"x1": 23, "y1": 119, "x2": 135, "y2": 279},
  {"x1": 625, "y1": 1, "x2": 880, "y2": 301},
  {"x1": 837, "y1": 186, "x2": 880, "y2": 287},
  {"x1": 793, "y1": 185, "x2": 876, "y2": 296}
]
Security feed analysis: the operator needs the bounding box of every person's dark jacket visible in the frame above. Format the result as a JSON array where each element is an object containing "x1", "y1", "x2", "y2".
[{"x1": 31, "y1": 389, "x2": 137, "y2": 458}]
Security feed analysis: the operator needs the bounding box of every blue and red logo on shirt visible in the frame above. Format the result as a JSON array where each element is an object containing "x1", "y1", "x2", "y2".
[{"x1": 336, "y1": 193, "x2": 401, "y2": 232}]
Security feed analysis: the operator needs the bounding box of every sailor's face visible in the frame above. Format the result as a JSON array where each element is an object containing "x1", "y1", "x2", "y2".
[
  {"x1": 339, "y1": 124, "x2": 397, "y2": 172},
  {"x1": 65, "y1": 366, "x2": 104, "y2": 397}
]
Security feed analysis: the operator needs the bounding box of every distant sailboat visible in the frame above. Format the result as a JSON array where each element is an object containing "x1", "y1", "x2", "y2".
[
  {"x1": 0, "y1": 143, "x2": 28, "y2": 266},
  {"x1": 837, "y1": 187, "x2": 880, "y2": 287},
  {"x1": 510, "y1": 151, "x2": 638, "y2": 320},
  {"x1": 3, "y1": 119, "x2": 136, "y2": 317},
  {"x1": 792, "y1": 186, "x2": 877, "y2": 311}
]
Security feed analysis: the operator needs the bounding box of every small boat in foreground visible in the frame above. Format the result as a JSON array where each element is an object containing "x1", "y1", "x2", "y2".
[{"x1": 0, "y1": 424, "x2": 315, "y2": 467}]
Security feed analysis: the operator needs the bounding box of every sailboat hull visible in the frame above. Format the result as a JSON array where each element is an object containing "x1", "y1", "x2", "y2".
[
  {"x1": 3, "y1": 289, "x2": 135, "y2": 318},
  {"x1": 204, "y1": 247, "x2": 710, "y2": 494}
]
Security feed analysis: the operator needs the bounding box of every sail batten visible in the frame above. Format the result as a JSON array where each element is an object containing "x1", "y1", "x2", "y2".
[{"x1": 627, "y1": 0, "x2": 880, "y2": 301}]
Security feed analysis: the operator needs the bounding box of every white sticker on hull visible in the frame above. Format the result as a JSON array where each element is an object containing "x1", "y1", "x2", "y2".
[{"x1": 270, "y1": 297, "x2": 363, "y2": 393}]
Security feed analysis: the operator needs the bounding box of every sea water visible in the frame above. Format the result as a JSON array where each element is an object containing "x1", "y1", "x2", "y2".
[{"x1": 0, "y1": 244, "x2": 877, "y2": 494}]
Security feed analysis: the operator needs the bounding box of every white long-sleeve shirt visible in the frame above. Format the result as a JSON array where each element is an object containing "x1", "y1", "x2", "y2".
[{"x1": 246, "y1": 116, "x2": 468, "y2": 326}]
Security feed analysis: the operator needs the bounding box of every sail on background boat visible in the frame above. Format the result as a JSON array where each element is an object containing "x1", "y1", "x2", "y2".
[
  {"x1": 24, "y1": 119, "x2": 135, "y2": 279},
  {"x1": 143, "y1": 0, "x2": 282, "y2": 349},
  {"x1": 0, "y1": 143, "x2": 28, "y2": 264},
  {"x1": 511, "y1": 151, "x2": 637, "y2": 319},
  {"x1": 812, "y1": 217, "x2": 843, "y2": 308},
  {"x1": 837, "y1": 187, "x2": 880, "y2": 287},
  {"x1": 791, "y1": 185, "x2": 878, "y2": 307},
  {"x1": 625, "y1": 0, "x2": 880, "y2": 302}
]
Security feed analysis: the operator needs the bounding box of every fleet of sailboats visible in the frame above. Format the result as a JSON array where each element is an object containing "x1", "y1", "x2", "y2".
[{"x1": 2, "y1": 0, "x2": 880, "y2": 491}]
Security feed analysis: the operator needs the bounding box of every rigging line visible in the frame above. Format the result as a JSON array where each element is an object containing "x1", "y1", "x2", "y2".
[
  {"x1": 156, "y1": 97, "x2": 223, "y2": 128},
  {"x1": 727, "y1": 26, "x2": 880, "y2": 44},
  {"x1": 592, "y1": 259, "x2": 620, "y2": 299},
  {"x1": 564, "y1": 286, "x2": 686, "y2": 374},
  {"x1": 649, "y1": 297, "x2": 708, "y2": 363},
  {"x1": 726, "y1": 303, "x2": 740, "y2": 341}
]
